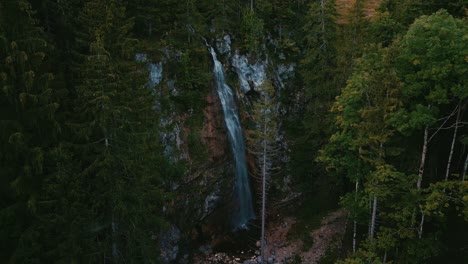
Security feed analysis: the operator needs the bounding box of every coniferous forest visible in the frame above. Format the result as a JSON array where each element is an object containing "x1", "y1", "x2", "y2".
[{"x1": 0, "y1": 0, "x2": 467, "y2": 263}]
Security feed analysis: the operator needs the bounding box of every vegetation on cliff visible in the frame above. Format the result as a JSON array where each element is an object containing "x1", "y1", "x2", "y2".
[{"x1": 0, "y1": 0, "x2": 466, "y2": 263}]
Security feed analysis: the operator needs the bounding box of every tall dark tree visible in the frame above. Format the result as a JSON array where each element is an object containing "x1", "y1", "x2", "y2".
[
  {"x1": 290, "y1": 0, "x2": 338, "y2": 190},
  {"x1": 0, "y1": 0, "x2": 60, "y2": 261},
  {"x1": 69, "y1": 0, "x2": 166, "y2": 262}
]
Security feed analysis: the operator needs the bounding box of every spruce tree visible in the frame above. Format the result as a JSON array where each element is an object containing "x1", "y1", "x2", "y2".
[
  {"x1": 0, "y1": 0, "x2": 60, "y2": 261},
  {"x1": 69, "y1": 0, "x2": 166, "y2": 262}
]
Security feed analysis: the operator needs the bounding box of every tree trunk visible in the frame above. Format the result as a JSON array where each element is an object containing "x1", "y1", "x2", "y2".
[
  {"x1": 112, "y1": 214, "x2": 118, "y2": 260},
  {"x1": 445, "y1": 107, "x2": 460, "y2": 181},
  {"x1": 418, "y1": 213, "x2": 425, "y2": 239},
  {"x1": 260, "y1": 97, "x2": 267, "y2": 264},
  {"x1": 462, "y1": 153, "x2": 468, "y2": 181},
  {"x1": 370, "y1": 195, "x2": 378, "y2": 242},
  {"x1": 353, "y1": 179, "x2": 359, "y2": 253},
  {"x1": 106, "y1": 136, "x2": 118, "y2": 260},
  {"x1": 417, "y1": 126, "x2": 429, "y2": 189},
  {"x1": 368, "y1": 196, "x2": 372, "y2": 237},
  {"x1": 414, "y1": 127, "x2": 428, "y2": 236}
]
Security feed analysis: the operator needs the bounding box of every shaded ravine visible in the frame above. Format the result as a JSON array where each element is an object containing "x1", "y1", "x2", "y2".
[{"x1": 207, "y1": 45, "x2": 255, "y2": 229}]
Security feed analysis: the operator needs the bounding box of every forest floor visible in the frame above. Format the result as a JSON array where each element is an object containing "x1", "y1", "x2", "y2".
[
  {"x1": 195, "y1": 209, "x2": 347, "y2": 263},
  {"x1": 263, "y1": 209, "x2": 347, "y2": 263}
]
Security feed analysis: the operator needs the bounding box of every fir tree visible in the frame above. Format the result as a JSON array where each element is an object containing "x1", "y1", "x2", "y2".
[
  {"x1": 69, "y1": 0, "x2": 166, "y2": 261},
  {"x1": 0, "y1": 0, "x2": 60, "y2": 261}
]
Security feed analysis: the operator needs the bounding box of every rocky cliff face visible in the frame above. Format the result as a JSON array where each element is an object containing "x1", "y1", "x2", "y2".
[
  {"x1": 149, "y1": 34, "x2": 298, "y2": 262},
  {"x1": 157, "y1": 78, "x2": 237, "y2": 263},
  {"x1": 201, "y1": 91, "x2": 229, "y2": 163}
]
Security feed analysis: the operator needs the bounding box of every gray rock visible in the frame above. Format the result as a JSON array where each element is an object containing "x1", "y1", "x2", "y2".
[
  {"x1": 148, "y1": 62, "x2": 163, "y2": 87},
  {"x1": 135, "y1": 53, "x2": 148, "y2": 62},
  {"x1": 231, "y1": 51, "x2": 267, "y2": 93},
  {"x1": 159, "y1": 226, "x2": 181, "y2": 263},
  {"x1": 203, "y1": 192, "x2": 220, "y2": 217},
  {"x1": 199, "y1": 245, "x2": 212, "y2": 255},
  {"x1": 216, "y1": 34, "x2": 232, "y2": 55}
]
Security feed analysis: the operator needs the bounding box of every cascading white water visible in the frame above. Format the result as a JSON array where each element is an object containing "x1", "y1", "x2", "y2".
[{"x1": 208, "y1": 46, "x2": 255, "y2": 229}]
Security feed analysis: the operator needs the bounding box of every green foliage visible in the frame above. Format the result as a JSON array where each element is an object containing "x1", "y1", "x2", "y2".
[
  {"x1": 247, "y1": 80, "x2": 278, "y2": 159},
  {"x1": 1, "y1": 0, "x2": 467, "y2": 263},
  {"x1": 67, "y1": 1, "x2": 168, "y2": 262},
  {"x1": 320, "y1": 7, "x2": 468, "y2": 263},
  {"x1": 421, "y1": 181, "x2": 468, "y2": 220},
  {"x1": 257, "y1": 0, "x2": 304, "y2": 57},
  {"x1": 396, "y1": 9, "x2": 468, "y2": 103},
  {"x1": 317, "y1": 244, "x2": 340, "y2": 264},
  {"x1": 240, "y1": 8, "x2": 264, "y2": 53},
  {"x1": 173, "y1": 49, "x2": 210, "y2": 112},
  {"x1": 188, "y1": 131, "x2": 208, "y2": 163},
  {"x1": 292, "y1": 0, "x2": 339, "y2": 193},
  {"x1": 0, "y1": 0, "x2": 60, "y2": 261},
  {"x1": 369, "y1": 11, "x2": 404, "y2": 46},
  {"x1": 319, "y1": 45, "x2": 401, "y2": 179},
  {"x1": 301, "y1": 0, "x2": 338, "y2": 101},
  {"x1": 291, "y1": 254, "x2": 303, "y2": 264}
]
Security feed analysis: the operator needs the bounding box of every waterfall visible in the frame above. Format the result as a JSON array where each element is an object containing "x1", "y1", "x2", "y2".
[{"x1": 207, "y1": 46, "x2": 255, "y2": 229}]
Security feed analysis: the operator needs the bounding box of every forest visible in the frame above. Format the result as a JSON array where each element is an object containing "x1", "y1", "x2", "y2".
[{"x1": 0, "y1": 0, "x2": 467, "y2": 263}]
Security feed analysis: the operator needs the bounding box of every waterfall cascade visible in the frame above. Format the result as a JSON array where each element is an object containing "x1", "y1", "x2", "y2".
[{"x1": 207, "y1": 46, "x2": 255, "y2": 229}]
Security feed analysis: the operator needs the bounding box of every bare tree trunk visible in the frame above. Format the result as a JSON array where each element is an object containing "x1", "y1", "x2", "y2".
[
  {"x1": 251, "y1": 0, "x2": 254, "y2": 11},
  {"x1": 370, "y1": 195, "x2": 378, "y2": 242},
  {"x1": 383, "y1": 250, "x2": 387, "y2": 264},
  {"x1": 368, "y1": 196, "x2": 372, "y2": 237},
  {"x1": 418, "y1": 213, "x2": 425, "y2": 239},
  {"x1": 463, "y1": 153, "x2": 468, "y2": 181},
  {"x1": 445, "y1": 107, "x2": 460, "y2": 181},
  {"x1": 415, "y1": 103, "x2": 458, "y2": 235},
  {"x1": 414, "y1": 127, "x2": 428, "y2": 237},
  {"x1": 112, "y1": 214, "x2": 118, "y2": 260},
  {"x1": 417, "y1": 126, "x2": 429, "y2": 189},
  {"x1": 260, "y1": 97, "x2": 267, "y2": 264},
  {"x1": 106, "y1": 136, "x2": 118, "y2": 261},
  {"x1": 353, "y1": 179, "x2": 359, "y2": 253}
]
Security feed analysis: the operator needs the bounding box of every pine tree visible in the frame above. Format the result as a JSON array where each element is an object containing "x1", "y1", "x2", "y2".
[
  {"x1": 293, "y1": 0, "x2": 338, "y2": 191},
  {"x1": 240, "y1": 8, "x2": 264, "y2": 53},
  {"x1": 68, "y1": 0, "x2": 166, "y2": 261},
  {"x1": 301, "y1": 0, "x2": 338, "y2": 102},
  {"x1": 0, "y1": 0, "x2": 60, "y2": 261}
]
